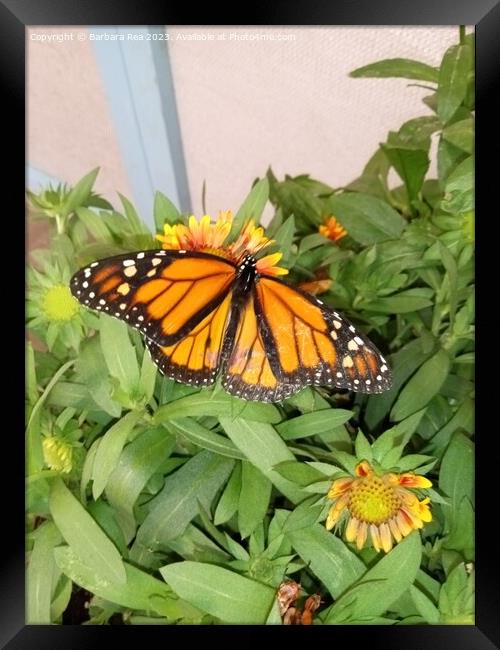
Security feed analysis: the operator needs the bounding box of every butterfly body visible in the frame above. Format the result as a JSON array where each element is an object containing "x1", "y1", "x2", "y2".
[{"x1": 71, "y1": 248, "x2": 392, "y2": 402}]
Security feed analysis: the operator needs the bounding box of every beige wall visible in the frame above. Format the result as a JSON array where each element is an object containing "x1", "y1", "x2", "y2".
[
  {"x1": 27, "y1": 26, "x2": 465, "y2": 218},
  {"x1": 27, "y1": 27, "x2": 132, "y2": 202},
  {"x1": 168, "y1": 26, "x2": 462, "y2": 217}
]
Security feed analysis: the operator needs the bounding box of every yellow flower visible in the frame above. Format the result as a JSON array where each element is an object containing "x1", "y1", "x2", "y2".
[
  {"x1": 42, "y1": 436, "x2": 73, "y2": 474},
  {"x1": 319, "y1": 216, "x2": 348, "y2": 242},
  {"x1": 326, "y1": 461, "x2": 432, "y2": 553},
  {"x1": 42, "y1": 284, "x2": 80, "y2": 322},
  {"x1": 156, "y1": 211, "x2": 288, "y2": 275}
]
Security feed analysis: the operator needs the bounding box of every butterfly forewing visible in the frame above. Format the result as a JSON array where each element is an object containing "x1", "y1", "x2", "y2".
[{"x1": 70, "y1": 250, "x2": 237, "y2": 347}]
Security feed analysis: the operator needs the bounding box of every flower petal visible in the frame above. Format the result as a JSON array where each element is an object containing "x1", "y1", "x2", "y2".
[
  {"x1": 327, "y1": 477, "x2": 354, "y2": 499},
  {"x1": 396, "y1": 510, "x2": 414, "y2": 537},
  {"x1": 355, "y1": 460, "x2": 373, "y2": 478},
  {"x1": 370, "y1": 524, "x2": 382, "y2": 552},
  {"x1": 388, "y1": 516, "x2": 402, "y2": 543},
  {"x1": 356, "y1": 521, "x2": 368, "y2": 550},
  {"x1": 325, "y1": 494, "x2": 349, "y2": 529},
  {"x1": 379, "y1": 522, "x2": 393, "y2": 553},
  {"x1": 345, "y1": 517, "x2": 359, "y2": 543},
  {"x1": 417, "y1": 498, "x2": 432, "y2": 522},
  {"x1": 398, "y1": 473, "x2": 432, "y2": 488}
]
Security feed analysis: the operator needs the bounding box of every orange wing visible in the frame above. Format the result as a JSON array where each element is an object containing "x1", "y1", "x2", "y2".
[
  {"x1": 221, "y1": 292, "x2": 288, "y2": 401},
  {"x1": 70, "y1": 250, "x2": 237, "y2": 347},
  {"x1": 252, "y1": 276, "x2": 392, "y2": 395},
  {"x1": 146, "y1": 291, "x2": 233, "y2": 386}
]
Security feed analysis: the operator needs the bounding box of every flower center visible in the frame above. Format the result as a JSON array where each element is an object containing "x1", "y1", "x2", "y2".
[
  {"x1": 349, "y1": 476, "x2": 400, "y2": 524},
  {"x1": 42, "y1": 285, "x2": 79, "y2": 321}
]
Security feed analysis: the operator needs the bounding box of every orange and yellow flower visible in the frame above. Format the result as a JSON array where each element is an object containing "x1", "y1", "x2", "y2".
[
  {"x1": 156, "y1": 211, "x2": 288, "y2": 276},
  {"x1": 326, "y1": 460, "x2": 432, "y2": 553},
  {"x1": 319, "y1": 216, "x2": 347, "y2": 242}
]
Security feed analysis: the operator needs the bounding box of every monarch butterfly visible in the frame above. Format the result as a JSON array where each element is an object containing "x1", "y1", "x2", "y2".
[{"x1": 70, "y1": 246, "x2": 392, "y2": 402}]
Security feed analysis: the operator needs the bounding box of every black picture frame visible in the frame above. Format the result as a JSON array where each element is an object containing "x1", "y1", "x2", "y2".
[{"x1": 10, "y1": 0, "x2": 494, "y2": 646}]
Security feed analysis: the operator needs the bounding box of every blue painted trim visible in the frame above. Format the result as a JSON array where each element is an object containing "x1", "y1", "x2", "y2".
[
  {"x1": 91, "y1": 26, "x2": 191, "y2": 228},
  {"x1": 149, "y1": 26, "x2": 191, "y2": 214},
  {"x1": 26, "y1": 165, "x2": 62, "y2": 190}
]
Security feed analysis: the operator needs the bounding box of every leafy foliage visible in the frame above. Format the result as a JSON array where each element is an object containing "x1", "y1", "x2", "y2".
[{"x1": 26, "y1": 29, "x2": 474, "y2": 625}]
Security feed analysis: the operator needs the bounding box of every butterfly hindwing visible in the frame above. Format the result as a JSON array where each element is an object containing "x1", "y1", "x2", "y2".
[
  {"x1": 220, "y1": 290, "x2": 291, "y2": 402},
  {"x1": 145, "y1": 291, "x2": 233, "y2": 387},
  {"x1": 70, "y1": 250, "x2": 237, "y2": 347}
]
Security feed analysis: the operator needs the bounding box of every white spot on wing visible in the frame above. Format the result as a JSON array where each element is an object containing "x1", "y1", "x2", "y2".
[
  {"x1": 123, "y1": 259, "x2": 135, "y2": 267},
  {"x1": 347, "y1": 340, "x2": 359, "y2": 351}
]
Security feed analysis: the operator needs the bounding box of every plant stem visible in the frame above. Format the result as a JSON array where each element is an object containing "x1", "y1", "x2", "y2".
[{"x1": 459, "y1": 25, "x2": 466, "y2": 45}]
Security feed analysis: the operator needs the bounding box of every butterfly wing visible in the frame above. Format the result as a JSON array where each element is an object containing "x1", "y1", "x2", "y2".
[
  {"x1": 255, "y1": 276, "x2": 392, "y2": 394},
  {"x1": 70, "y1": 250, "x2": 237, "y2": 347},
  {"x1": 222, "y1": 275, "x2": 391, "y2": 401},
  {"x1": 145, "y1": 290, "x2": 233, "y2": 387},
  {"x1": 221, "y1": 290, "x2": 287, "y2": 401}
]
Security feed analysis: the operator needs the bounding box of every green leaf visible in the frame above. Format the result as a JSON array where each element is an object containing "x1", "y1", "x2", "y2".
[
  {"x1": 160, "y1": 562, "x2": 275, "y2": 624},
  {"x1": 373, "y1": 410, "x2": 426, "y2": 467},
  {"x1": 410, "y1": 585, "x2": 440, "y2": 624},
  {"x1": 131, "y1": 451, "x2": 234, "y2": 564},
  {"x1": 442, "y1": 118, "x2": 474, "y2": 153},
  {"x1": 154, "y1": 392, "x2": 281, "y2": 425},
  {"x1": 327, "y1": 193, "x2": 406, "y2": 245},
  {"x1": 100, "y1": 316, "x2": 140, "y2": 396},
  {"x1": 118, "y1": 193, "x2": 146, "y2": 234},
  {"x1": 91, "y1": 410, "x2": 143, "y2": 499},
  {"x1": 165, "y1": 523, "x2": 230, "y2": 563},
  {"x1": 391, "y1": 349, "x2": 451, "y2": 421},
  {"x1": 437, "y1": 44, "x2": 472, "y2": 124},
  {"x1": 361, "y1": 288, "x2": 434, "y2": 313},
  {"x1": 55, "y1": 547, "x2": 200, "y2": 620},
  {"x1": 365, "y1": 337, "x2": 436, "y2": 430},
  {"x1": 443, "y1": 155, "x2": 473, "y2": 192},
  {"x1": 350, "y1": 58, "x2": 438, "y2": 83},
  {"x1": 238, "y1": 462, "x2": 272, "y2": 538},
  {"x1": 269, "y1": 177, "x2": 323, "y2": 227},
  {"x1": 49, "y1": 478, "x2": 126, "y2": 584},
  {"x1": 219, "y1": 417, "x2": 304, "y2": 504},
  {"x1": 27, "y1": 522, "x2": 62, "y2": 623},
  {"x1": 60, "y1": 167, "x2": 99, "y2": 218},
  {"x1": 381, "y1": 143, "x2": 429, "y2": 206},
  {"x1": 287, "y1": 524, "x2": 365, "y2": 598},
  {"x1": 105, "y1": 427, "x2": 175, "y2": 542},
  {"x1": 168, "y1": 418, "x2": 246, "y2": 459},
  {"x1": 325, "y1": 533, "x2": 422, "y2": 623},
  {"x1": 439, "y1": 432, "x2": 474, "y2": 535},
  {"x1": 76, "y1": 207, "x2": 112, "y2": 242},
  {"x1": 276, "y1": 408, "x2": 353, "y2": 440},
  {"x1": 272, "y1": 216, "x2": 296, "y2": 265},
  {"x1": 139, "y1": 347, "x2": 158, "y2": 403},
  {"x1": 438, "y1": 562, "x2": 474, "y2": 624},
  {"x1": 214, "y1": 462, "x2": 242, "y2": 525},
  {"x1": 273, "y1": 460, "x2": 326, "y2": 487},
  {"x1": 153, "y1": 191, "x2": 181, "y2": 232},
  {"x1": 231, "y1": 178, "x2": 269, "y2": 237},
  {"x1": 354, "y1": 430, "x2": 373, "y2": 462}
]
